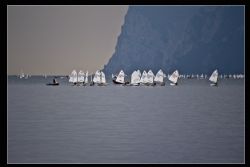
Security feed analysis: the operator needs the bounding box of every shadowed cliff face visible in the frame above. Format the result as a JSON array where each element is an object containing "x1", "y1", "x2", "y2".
[{"x1": 103, "y1": 6, "x2": 244, "y2": 75}]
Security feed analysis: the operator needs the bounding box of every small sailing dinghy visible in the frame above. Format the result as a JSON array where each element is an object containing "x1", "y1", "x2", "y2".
[
  {"x1": 90, "y1": 73, "x2": 94, "y2": 86},
  {"x1": 209, "y1": 69, "x2": 218, "y2": 86},
  {"x1": 46, "y1": 78, "x2": 59, "y2": 86},
  {"x1": 20, "y1": 70, "x2": 25, "y2": 79},
  {"x1": 113, "y1": 70, "x2": 125, "y2": 85},
  {"x1": 83, "y1": 71, "x2": 88, "y2": 86},
  {"x1": 93, "y1": 70, "x2": 107, "y2": 86},
  {"x1": 69, "y1": 70, "x2": 78, "y2": 85},
  {"x1": 130, "y1": 70, "x2": 141, "y2": 86},
  {"x1": 146, "y1": 70, "x2": 155, "y2": 86},
  {"x1": 78, "y1": 70, "x2": 85, "y2": 86},
  {"x1": 98, "y1": 71, "x2": 107, "y2": 86},
  {"x1": 139, "y1": 70, "x2": 148, "y2": 86},
  {"x1": 169, "y1": 70, "x2": 179, "y2": 86},
  {"x1": 93, "y1": 70, "x2": 100, "y2": 85},
  {"x1": 154, "y1": 69, "x2": 165, "y2": 86}
]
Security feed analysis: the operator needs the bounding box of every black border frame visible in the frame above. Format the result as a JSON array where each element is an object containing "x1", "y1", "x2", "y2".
[{"x1": 1, "y1": 0, "x2": 247, "y2": 166}]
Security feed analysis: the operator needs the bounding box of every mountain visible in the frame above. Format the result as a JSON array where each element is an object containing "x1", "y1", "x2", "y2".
[{"x1": 103, "y1": 6, "x2": 244, "y2": 75}]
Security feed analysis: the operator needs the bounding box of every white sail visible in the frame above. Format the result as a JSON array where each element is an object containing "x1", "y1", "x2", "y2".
[
  {"x1": 69, "y1": 70, "x2": 78, "y2": 83},
  {"x1": 140, "y1": 70, "x2": 148, "y2": 84},
  {"x1": 78, "y1": 70, "x2": 85, "y2": 82},
  {"x1": 209, "y1": 69, "x2": 218, "y2": 83},
  {"x1": 131, "y1": 70, "x2": 141, "y2": 85},
  {"x1": 154, "y1": 69, "x2": 164, "y2": 83},
  {"x1": 169, "y1": 70, "x2": 179, "y2": 84},
  {"x1": 100, "y1": 71, "x2": 106, "y2": 83},
  {"x1": 137, "y1": 70, "x2": 141, "y2": 78},
  {"x1": 20, "y1": 70, "x2": 25, "y2": 79},
  {"x1": 115, "y1": 70, "x2": 125, "y2": 83},
  {"x1": 147, "y1": 70, "x2": 154, "y2": 84},
  {"x1": 85, "y1": 71, "x2": 88, "y2": 83},
  {"x1": 93, "y1": 70, "x2": 101, "y2": 83}
]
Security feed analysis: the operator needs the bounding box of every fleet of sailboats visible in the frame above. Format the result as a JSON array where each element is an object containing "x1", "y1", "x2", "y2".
[
  {"x1": 17, "y1": 66, "x2": 244, "y2": 87},
  {"x1": 19, "y1": 67, "x2": 242, "y2": 87},
  {"x1": 68, "y1": 70, "x2": 89, "y2": 86},
  {"x1": 19, "y1": 70, "x2": 27, "y2": 79}
]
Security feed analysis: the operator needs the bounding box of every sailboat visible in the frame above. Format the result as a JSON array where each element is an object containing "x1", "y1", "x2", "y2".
[
  {"x1": 93, "y1": 70, "x2": 107, "y2": 86},
  {"x1": 83, "y1": 71, "x2": 88, "y2": 86},
  {"x1": 209, "y1": 69, "x2": 218, "y2": 86},
  {"x1": 113, "y1": 70, "x2": 125, "y2": 84},
  {"x1": 25, "y1": 74, "x2": 29, "y2": 79},
  {"x1": 146, "y1": 70, "x2": 155, "y2": 86},
  {"x1": 139, "y1": 70, "x2": 148, "y2": 86},
  {"x1": 169, "y1": 70, "x2": 179, "y2": 86},
  {"x1": 98, "y1": 71, "x2": 107, "y2": 86},
  {"x1": 19, "y1": 70, "x2": 25, "y2": 79},
  {"x1": 78, "y1": 70, "x2": 85, "y2": 85},
  {"x1": 154, "y1": 69, "x2": 165, "y2": 86},
  {"x1": 90, "y1": 73, "x2": 94, "y2": 86},
  {"x1": 69, "y1": 70, "x2": 78, "y2": 85},
  {"x1": 130, "y1": 70, "x2": 141, "y2": 86}
]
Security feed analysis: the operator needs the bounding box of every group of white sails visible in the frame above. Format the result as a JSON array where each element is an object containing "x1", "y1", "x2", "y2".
[
  {"x1": 19, "y1": 70, "x2": 30, "y2": 79},
  {"x1": 68, "y1": 69, "x2": 106, "y2": 86},
  {"x1": 113, "y1": 69, "x2": 167, "y2": 86},
  {"x1": 69, "y1": 70, "x2": 88, "y2": 85},
  {"x1": 114, "y1": 69, "x2": 218, "y2": 86},
  {"x1": 67, "y1": 69, "x2": 220, "y2": 86},
  {"x1": 92, "y1": 70, "x2": 106, "y2": 85}
]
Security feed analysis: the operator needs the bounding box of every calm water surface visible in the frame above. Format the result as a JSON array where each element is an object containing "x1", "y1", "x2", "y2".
[{"x1": 8, "y1": 76, "x2": 244, "y2": 163}]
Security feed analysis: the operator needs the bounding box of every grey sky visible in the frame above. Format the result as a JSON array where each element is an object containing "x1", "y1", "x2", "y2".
[{"x1": 8, "y1": 5, "x2": 128, "y2": 75}]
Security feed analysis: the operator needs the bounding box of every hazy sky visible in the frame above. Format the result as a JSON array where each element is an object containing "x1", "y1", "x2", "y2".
[{"x1": 8, "y1": 5, "x2": 128, "y2": 75}]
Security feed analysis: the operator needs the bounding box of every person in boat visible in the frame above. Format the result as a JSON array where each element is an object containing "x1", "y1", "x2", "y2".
[{"x1": 53, "y1": 78, "x2": 58, "y2": 84}]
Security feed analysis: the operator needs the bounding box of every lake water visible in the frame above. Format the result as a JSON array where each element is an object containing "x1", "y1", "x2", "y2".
[{"x1": 7, "y1": 76, "x2": 245, "y2": 163}]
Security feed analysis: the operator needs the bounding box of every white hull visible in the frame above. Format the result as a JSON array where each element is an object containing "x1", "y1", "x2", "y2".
[
  {"x1": 170, "y1": 83, "x2": 177, "y2": 86},
  {"x1": 210, "y1": 83, "x2": 218, "y2": 86}
]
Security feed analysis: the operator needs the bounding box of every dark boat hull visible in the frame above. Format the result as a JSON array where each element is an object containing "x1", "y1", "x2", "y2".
[
  {"x1": 46, "y1": 83, "x2": 59, "y2": 86},
  {"x1": 112, "y1": 80, "x2": 124, "y2": 84}
]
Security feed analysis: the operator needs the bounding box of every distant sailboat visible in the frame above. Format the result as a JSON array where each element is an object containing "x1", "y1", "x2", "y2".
[
  {"x1": 130, "y1": 70, "x2": 141, "y2": 86},
  {"x1": 140, "y1": 70, "x2": 148, "y2": 85},
  {"x1": 93, "y1": 70, "x2": 107, "y2": 86},
  {"x1": 83, "y1": 71, "x2": 88, "y2": 86},
  {"x1": 25, "y1": 74, "x2": 29, "y2": 79},
  {"x1": 209, "y1": 69, "x2": 218, "y2": 86},
  {"x1": 113, "y1": 70, "x2": 125, "y2": 84},
  {"x1": 99, "y1": 71, "x2": 107, "y2": 86},
  {"x1": 69, "y1": 70, "x2": 78, "y2": 85},
  {"x1": 169, "y1": 70, "x2": 179, "y2": 86},
  {"x1": 90, "y1": 73, "x2": 94, "y2": 86},
  {"x1": 154, "y1": 69, "x2": 165, "y2": 86},
  {"x1": 146, "y1": 70, "x2": 155, "y2": 86},
  {"x1": 78, "y1": 70, "x2": 85, "y2": 85},
  {"x1": 93, "y1": 70, "x2": 100, "y2": 84},
  {"x1": 20, "y1": 70, "x2": 25, "y2": 79}
]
